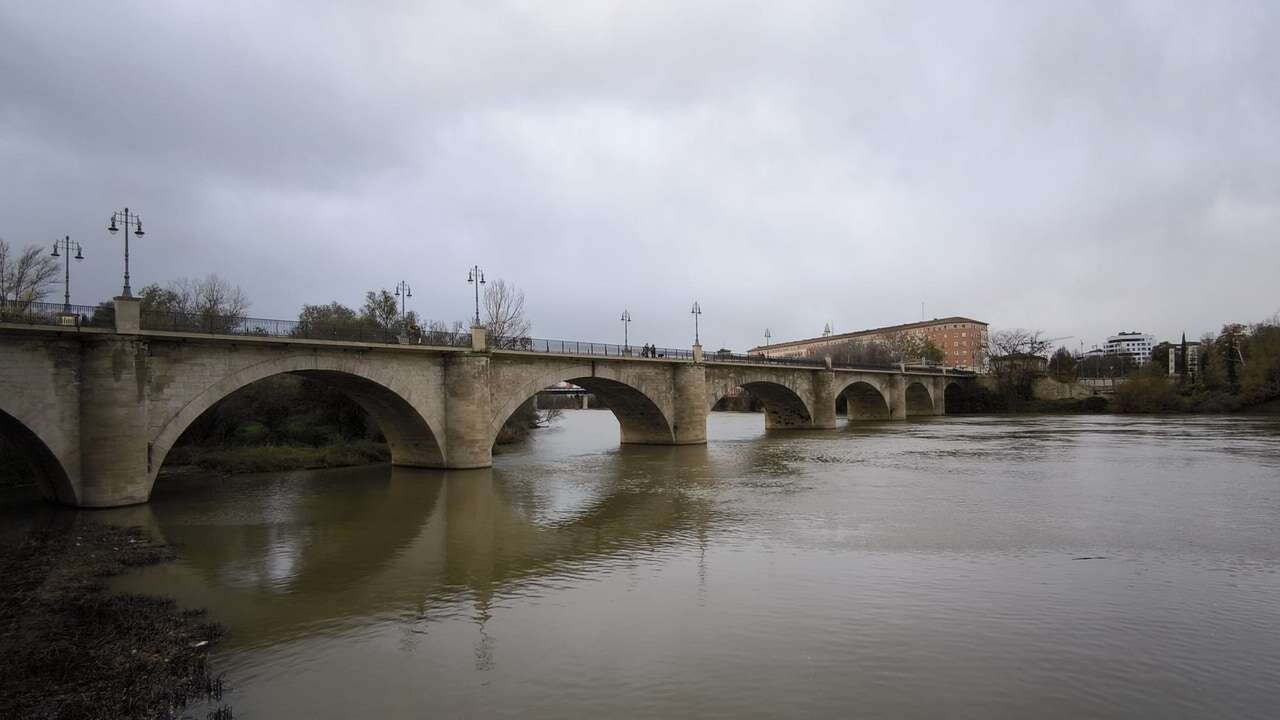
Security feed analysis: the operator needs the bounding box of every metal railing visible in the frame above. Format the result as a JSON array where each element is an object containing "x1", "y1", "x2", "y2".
[
  {"x1": 516, "y1": 337, "x2": 695, "y2": 360},
  {"x1": 0, "y1": 300, "x2": 114, "y2": 329},
  {"x1": 140, "y1": 310, "x2": 472, "y2": 348},
  {"x1": 703, "y1": 349, "x2": 976, "y2": 375},
  {"x1": 3, "y1": 302, "x2": 976, "y2": 375}
]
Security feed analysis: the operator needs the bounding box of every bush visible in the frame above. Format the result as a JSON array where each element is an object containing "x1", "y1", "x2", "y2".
[
  {"x1": 283, "y1": 416, "x2": 339, "y2": 447},
  {"x1": 232, "y1": 421, "x2": 272, "y2": 444},
  {"x1": 1113, "y1": 371, "x2": 1180, "y2": 413},
  {"x1": 944, "y1": 383, "x2": 1008, "y2": 413},
  {"x1": 163, "y1": 440, "x2": 391, "y2": 474}
]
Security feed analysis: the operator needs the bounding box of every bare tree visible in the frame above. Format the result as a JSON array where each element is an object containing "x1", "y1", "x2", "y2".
[
  {"x1": 139, "y1": 274, "x2": 250, "y2": 332},
  {"x1": 181, "y1": 275, "x2": 249, "y2": 322},
  {"x1": 362, "y1": 289, "x2": 400, "y2": 332},
  {"x1": 0, "y1": 237, "x2": 59, "y2": 309},
  {"x1": 881, "y1": 331, "x2": 929, "y2": 363},
  {"x1": 828, "y1": 339, "x2": 895, "y2": 366},
  {"x1": 988, "y1": 328, "x2": 1049, "y2": 358},
  {"x1": 423, "y1": 319, "x2": 466, "y2": 346},
  {"x1": 484, "y1": 278, "x2": 531, "y2": 348}
]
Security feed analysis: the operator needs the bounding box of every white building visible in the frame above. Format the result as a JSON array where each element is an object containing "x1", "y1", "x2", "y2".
[{"x1": 1105, "y1": 331, "x2": 1155, "y2": 365}]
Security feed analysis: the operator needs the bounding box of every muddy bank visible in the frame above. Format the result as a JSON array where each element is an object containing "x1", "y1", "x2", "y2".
[{"x1": 0, "y1": 521, "x2": 227, "y2": 719}]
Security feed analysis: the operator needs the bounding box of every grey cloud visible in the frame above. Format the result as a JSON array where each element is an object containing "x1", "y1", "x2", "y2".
[{"x1": 1, "y1": 1, "x2": 1277, "y2": 352}]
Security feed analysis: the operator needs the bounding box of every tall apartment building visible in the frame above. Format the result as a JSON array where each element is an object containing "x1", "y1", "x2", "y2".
[
  {"x1": 1105, "y1": 331, "x2": 1155, "y2": 365},
  {"x1": 747, "y1": 317, "x2": 989, "y2": 370}
]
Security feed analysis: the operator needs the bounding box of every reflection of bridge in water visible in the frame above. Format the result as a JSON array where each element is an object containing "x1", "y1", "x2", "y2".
[
  {"x1": 94, "y1": 447, "x2": 720, "y2": 649},
  {"x1": 1, "y1": 297, "x2": 972, "y2": 507}
]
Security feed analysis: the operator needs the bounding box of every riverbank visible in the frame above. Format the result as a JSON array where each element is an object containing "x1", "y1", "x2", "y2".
[
  {"x1": 0, "y1": 521, "x2": 227, "y2": 719},
  {"x1": 163, "y1": 439, "x2": 391, "y2": 475}
]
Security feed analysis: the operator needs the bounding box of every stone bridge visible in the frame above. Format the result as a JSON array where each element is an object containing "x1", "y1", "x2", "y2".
[{"x1": 1, "y1": 298, "x2": 971, "y2": 508}]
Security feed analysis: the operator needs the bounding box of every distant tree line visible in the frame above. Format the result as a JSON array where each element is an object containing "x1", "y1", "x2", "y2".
[{"x1": 1113, "y1": 319, "x2": 1280, "y2": 413}]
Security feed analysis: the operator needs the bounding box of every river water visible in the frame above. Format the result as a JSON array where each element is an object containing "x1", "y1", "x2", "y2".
[{"x1": 8, "y1": 411, "x2": 1280, "y2": 718}]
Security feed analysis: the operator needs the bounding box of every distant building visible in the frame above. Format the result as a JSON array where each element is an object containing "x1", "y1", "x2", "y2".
[
  {"x1": 1105, "y1": 331, "x2": 1155, "y2": 365},
  {"x1": 747, "y1": 317, "x2": 989, "y2": 370}
]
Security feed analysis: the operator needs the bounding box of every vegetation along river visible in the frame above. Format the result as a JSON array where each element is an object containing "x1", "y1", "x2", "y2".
[{"x1": 5, "y1": 410, "x2": 1280, "y2": 718}]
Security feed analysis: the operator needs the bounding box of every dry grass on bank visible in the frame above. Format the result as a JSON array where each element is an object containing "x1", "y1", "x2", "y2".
[
  {"x1": 163, "y1": 440, "x2": 391, "y2": 474},
  {"x1": 0, "y1": 522, "x2": 227, "y2": 719}
]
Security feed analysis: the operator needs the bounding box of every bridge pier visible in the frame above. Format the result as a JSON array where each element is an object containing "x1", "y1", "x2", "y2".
[
  {"x1": 810, "y1": 370, "x2": 838, "y2": 429},
  {"x1": 671, "y1": 364, "x2": 708, "y2": 444},
  {"x1": 889, "y1": 377, "x2": 908, "y2": 420},
  {"x1": 79, "y1": 337, "x2": 153, "y2": 507},
  {"x1": 444, "y1": 354, "x2": 494, "y2": 469}
]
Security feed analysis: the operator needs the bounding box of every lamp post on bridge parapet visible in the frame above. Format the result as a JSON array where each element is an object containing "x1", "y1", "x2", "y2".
[
  {"x1": 107, "y1": 207, "x2": 145, "y2": 298},
  {"x1": 50, "y1": 235, "x2": 83, "y2": 314},
  {"x1": 467, "y1": 265, "x2": 485, "y2": 327},
  {"x1": 394, "y1": 280, "x2": 412, "y2": 325},
  {"x1": 690, "y1": 301, "x2": 702, "y2": 345},
  {"x1": 620, "y1": 309, "x2": 631, "y2": 354}
]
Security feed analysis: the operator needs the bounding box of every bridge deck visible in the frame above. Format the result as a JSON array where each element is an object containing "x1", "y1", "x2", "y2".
[{"x1": 0, "y1": 322, "x2": 970, "y2": 377}]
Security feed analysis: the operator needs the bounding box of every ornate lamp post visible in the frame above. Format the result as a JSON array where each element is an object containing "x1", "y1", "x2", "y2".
[
  {"x1": 107, "y1": 207, "x2": 145, "y2": 298},
  {"x1": 620, "y1": 309, "x2": 632, "y2": 352},
  {"x1": 394, "y1": 280, "x2": 412, "y2": 325},
  {"x1": 50, "y1": 235, "x2": 83, "y2": 313},
  {"x1": 764, "y1": 328, "x2": 771, "y2": 346},
  {"x1": 690, "y1": 301, "x2": 702, "y2": 346},
  {"x1": 467, "y1": 265, "x2": 485, "y2": 327}
]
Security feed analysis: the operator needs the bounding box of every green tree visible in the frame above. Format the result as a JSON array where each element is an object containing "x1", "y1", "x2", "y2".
[
  {"x1": 363, "y1": 289, "x2": 400, "y2": 334},
  {"x1": 297, "y1": 301, "x2": 363, "y2": 339},
  {"x1": 920, "y1": 339, "x2": 946, "y2": 365},
  {"x1": 1048, "y1": 346, "x2": 1078, "y2": 382},
  {"x1": 1149, "y1": 341, "x2": 1175, "y2": 376}
]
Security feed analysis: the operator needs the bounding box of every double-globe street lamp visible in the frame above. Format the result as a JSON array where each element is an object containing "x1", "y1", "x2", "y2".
[
  {"x1": 691, "y1": 301, "x2": 702, "y2": 346},
  {"x1": 50, "y1": 235, "x2": 83, "y2": 313},
  {"x1": 620, "y1": 309, "x2": 632, "y2": 353},
  {"x1": 394, "y1": 280, "x2": 412, "y2": 326},
  {"x1": 467, "y1": 265, "x2": 485, "y2": 327},
  {"x1": 107, "y1": 208, "x2": 145, "y2": 298}
]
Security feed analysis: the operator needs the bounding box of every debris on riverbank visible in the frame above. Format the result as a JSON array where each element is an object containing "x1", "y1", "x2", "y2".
[{"x1": 0, "y1": 521, "x2": 227, "y2": 719}]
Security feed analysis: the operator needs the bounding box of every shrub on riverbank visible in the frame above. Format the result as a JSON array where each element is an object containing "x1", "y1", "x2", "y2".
[{"x1": 164, "y1": 439, "x2": 391, "y2": 474}]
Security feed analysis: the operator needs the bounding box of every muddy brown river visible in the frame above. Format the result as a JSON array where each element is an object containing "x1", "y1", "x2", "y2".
[{"x1": 5, "y1": 411, "x2": 1280, "y2": 718}]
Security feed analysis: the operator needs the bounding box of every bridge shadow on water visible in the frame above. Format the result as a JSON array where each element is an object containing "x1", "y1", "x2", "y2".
[{"x1": 93, "y1": 440, "x2": 727, "y2": 650}]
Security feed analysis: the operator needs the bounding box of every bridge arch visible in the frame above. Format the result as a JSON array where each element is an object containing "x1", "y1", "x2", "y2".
[
  {"x1": 488, "y1": 364, "x2": 675, "y2": 447},
  {"x1": 943, "y1": 381, "x2": 965, "y2": 414},
  {"x1": 905, "y1": 381, "x2": 935, "y2": 416},
  {"x1": 705, "y1": 371, "x2": 815, "y2": 429},
  {"x1": 150, "y1": 353, "x2": 446, "y2": 488},
  {"x1": 0, "y1": 407, "x2": 75, "y2": 504},
  {"x1": 840, "y1": 380, "x2": 891, "y2": 419}
]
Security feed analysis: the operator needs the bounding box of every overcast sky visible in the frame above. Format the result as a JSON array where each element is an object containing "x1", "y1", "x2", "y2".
[{"x1": 2, "y1": 1, "x2": 1277, "y2": 351}]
